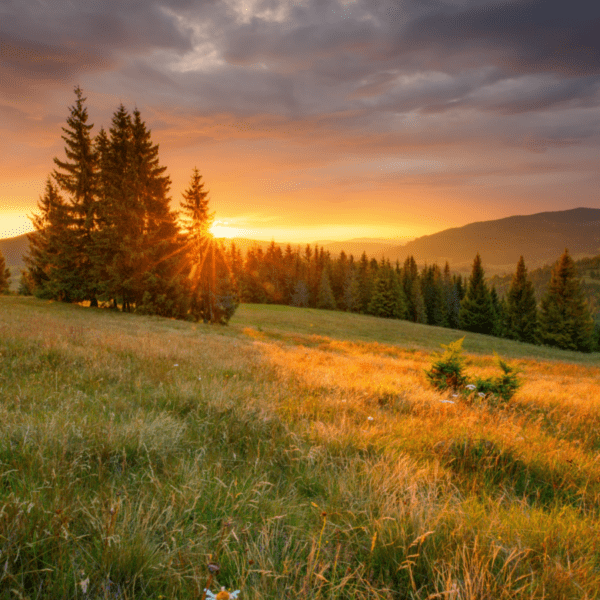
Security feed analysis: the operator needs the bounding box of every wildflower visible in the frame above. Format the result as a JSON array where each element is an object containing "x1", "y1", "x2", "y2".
[
  {"x1": 79, "y1": 578, "x2": 90, "y2": 594},
  {"x1": 205, "y1": 587, "x2": 240, "y2": 599},
  {"x1": 478, "y1": 392, "x2": 485, "y2": 398},
  {"x1": 174, "y1": 364, "x2": 179, "y2": 367},
  {"x1": 439, "y1": 400, "x2": 455, "y2": 404},
  {"x1": 367, "y1": 416, "x2": 374, "y2": 422},
  {"x1": 466, "y1": 384, "x2": 476, "y2": 390}
]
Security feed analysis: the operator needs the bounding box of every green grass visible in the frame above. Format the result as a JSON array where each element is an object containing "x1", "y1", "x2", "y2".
[
  {"x1": 1, "y1": 297, "x2": 600, "y2": 599},
  {"x1": 231, "y1": 303, "x2": 600, "y2": 364}
]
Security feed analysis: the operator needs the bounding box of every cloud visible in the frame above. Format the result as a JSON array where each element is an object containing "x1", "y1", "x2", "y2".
[
  {"x1": 0, "y1": 0, "x2": 193, "y2": 98},
  {"x1": 399, "y1": 0, "x2": 600, "y2": 77},
  {"x1": 2, "y1": 0, "x2": 600, "y2": 234}
]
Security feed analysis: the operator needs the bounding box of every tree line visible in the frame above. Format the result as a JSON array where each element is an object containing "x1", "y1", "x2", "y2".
[
  {"x1": 222, "y1": 241, "x2": 599, "y2": 352},
  {"x1": 19, "y1": 88, "x2": 237, "y2": 323},
  {"x1": 6, "y1": 87, "x2": 599, "y2": 351}
]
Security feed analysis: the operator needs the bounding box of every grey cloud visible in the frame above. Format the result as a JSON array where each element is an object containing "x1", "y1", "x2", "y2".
[
  {"x1": 400, "y1": 0, "x2": 600, "y2": 76},
  {"x1": 0, "y1": 0, "x2": 193, "y2": 97}
]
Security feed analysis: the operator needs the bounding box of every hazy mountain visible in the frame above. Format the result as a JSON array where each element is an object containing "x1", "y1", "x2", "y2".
[
  {"x1": 385, "y1": 208, "x2": 600, "y2": 274},
  {"x1": 0, "y1": 233, "x2": 28, "y2": 269},
  {"x1": 3, "y1": 207, "x2": 599, "y2": 278},
  {"x1": 219, "y1": 237, "x2": 412, "y2": 259}
]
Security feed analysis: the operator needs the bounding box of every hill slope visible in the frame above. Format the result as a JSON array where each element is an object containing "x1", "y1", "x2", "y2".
[
  {"x1": 1, "y1": 296, "x2": 600, "y2": 599},
  {"x1": 0, "y1": 232, "x2": 28, "y2": 269},
  {"x1": 390, "y1": 207, "x2": 600, "y2": 272}
]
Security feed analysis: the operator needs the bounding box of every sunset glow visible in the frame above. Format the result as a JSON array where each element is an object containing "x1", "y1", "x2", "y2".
[
  {"x1": 1, "y1": 1, "x2": 599, "y2": 241},
  {"x1": 209, "y1": 222, "x2": 243, "y2": 239},
  {"x1": 0, "y1": 212, "x2": 34, "y2": 240}
]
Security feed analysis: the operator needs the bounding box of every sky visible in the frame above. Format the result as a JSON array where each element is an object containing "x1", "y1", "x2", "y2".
[{"x1": 1, "y1": 0, "x2": 600, "y2": 242}]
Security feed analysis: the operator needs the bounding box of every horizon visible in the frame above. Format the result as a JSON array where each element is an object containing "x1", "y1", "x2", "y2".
[{"x1": 2, "y1": 205, "x2": 599, "y2": 244}]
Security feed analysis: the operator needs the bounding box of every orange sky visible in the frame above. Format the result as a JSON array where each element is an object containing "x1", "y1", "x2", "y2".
[{"x1": 1, "y1": 0, "x2": 599, "y2": 241}]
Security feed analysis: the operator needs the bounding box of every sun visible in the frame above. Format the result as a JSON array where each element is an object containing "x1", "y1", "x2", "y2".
[{"x1": 209, "y1": 221, "x2": 241, "y2": 239}]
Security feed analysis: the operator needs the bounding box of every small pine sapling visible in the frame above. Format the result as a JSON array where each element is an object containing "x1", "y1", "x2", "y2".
[
  {"x1": 474, "y1": 353, "x2": 522, "y2": 402},
  {"x1": 426, "y1": 340, "x2": 523, "y2": 403},
  {"x1": 424, "y1": 336, "x2": 468, "y2": 392}
]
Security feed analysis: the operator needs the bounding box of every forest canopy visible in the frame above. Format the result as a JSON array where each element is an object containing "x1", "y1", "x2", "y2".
[{"x1": 24, "y1": 88, "x2": 237, "y2": 324}]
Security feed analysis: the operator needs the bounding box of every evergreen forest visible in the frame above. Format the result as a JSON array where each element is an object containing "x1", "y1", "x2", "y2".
[{"x1": 21, "y1": 88, "x2": 600, "y2": 352}]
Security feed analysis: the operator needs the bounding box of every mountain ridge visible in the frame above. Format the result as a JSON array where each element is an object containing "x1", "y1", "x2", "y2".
[{"x1": 2, "y1": 208, "x2": 599, "y2": 276}]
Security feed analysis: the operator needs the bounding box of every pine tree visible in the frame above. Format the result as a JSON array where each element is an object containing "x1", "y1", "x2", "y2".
[
  {"x1": 316, "y1": 268, "x2": 336, "y2": 310},
  {"x1": 25, "y1": 178, "x2": 79, "y2": 301},
  {"x1": 447, "y1": 282, "x2": 462, "y2": 329},
  {"x1": 403, "y1": 256, "x2": 424, "y2": 322},
  {"x1": 367, "y1": 270, "x2": 393, "y2": 317},
  {"x1": 421, "y1": 264, "x2": 446, "y2": 326},
  {"x1": 180, "y1": 168, "x2": 238, "y2": 323},
  {"x1": 130, "y1": 108, "x2": 183, "y2": 317},
  {"x1": 459, "y1": 253, "x2": 495, "y2": 335},
  {"x1": 53, "y1": 86, "x2": 98, "y2": 304},
  {"x1": 368, "y1": 265, "x2": 407, "y2": 319},
  {"x1": 0, "y1": 250, "x2": 10, "y2": 294},
  {"x1": 538, "y1": 249, "x2": 595, "y2": 351},
  {"x1": 94, "y1": 104, "x2": 137, "y2": 309},
  {"x1": 358, "y1": 252, "x2": 372, "y2": 313},
  {"x1": 342, "y1": 263, "x2": 361, "y2": 312},
  {"x1": 505, "y1": 256, "x2": 538, "y2": 343},
  {"x1": 291, "y1": 279, "x2": 310, "y2": 307},
  {"x1": 490, "y1": 286, "x2": 504, "y2": 337},
  {"x1": 180, "y1": 167, "x2": 212, "y2": 240}
]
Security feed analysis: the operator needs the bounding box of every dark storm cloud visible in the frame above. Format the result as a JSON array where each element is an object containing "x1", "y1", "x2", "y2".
[
  {"x1": 0, "y1": 0, "x2": 193, "y2": 96},
  {"x1": 3, "y1": 0, "x2": 600, "y2": 217},
  {"x1": 400, "y1": 0, "x2": 600, "y2": 77}
]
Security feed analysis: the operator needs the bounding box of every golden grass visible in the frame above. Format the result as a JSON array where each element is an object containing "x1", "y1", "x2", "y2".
[{"x1": 1, "y1": 297, "x2": 600, "y2": 599}]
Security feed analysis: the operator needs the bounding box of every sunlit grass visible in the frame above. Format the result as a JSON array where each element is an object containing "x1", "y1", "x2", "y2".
[{"x1": 1, "y1": 296, "x2": 600, "y2": 599}]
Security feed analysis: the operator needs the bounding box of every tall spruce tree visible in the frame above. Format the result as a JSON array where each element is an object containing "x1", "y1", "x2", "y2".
[
  {"x1": 25, "y1": 178, "x2": 79, "y2": 301},
  {"x1": 421, "y1": 264, "x2": 446, "y2": 326},
  {"x1": 505, "y1": 256, "x2": 538, "y2": 343},
  {"x1": 316, "y1": 268, "x2": 336, "y2": 310},
  {"x1": 459, "y1": 253, "x2": 495, "y2": 335},
  {"x1": 130, "y1": 109, "x2": 183, "y2": 316},
  {"x1": 94, "y1": 104, "x2": 137, "y2": 309},
  {"x1": 53, "y1": 86, "x2": 98, "y2": 304},
  {"x1": 180, "y1": 168, "x2": 238, "y2": 323},
  {"x1": 0, "y1": 250, "x2": 10, "y2": 294},
  {"x1": 490, "y1": 286, "x2": 504, "y2": 337},
  {"x1": 538, "y1": 249, "x2": 595, "y2": 351},
  {"x1": 342, "y1": 263, "x2": 361, "y2": 312}
]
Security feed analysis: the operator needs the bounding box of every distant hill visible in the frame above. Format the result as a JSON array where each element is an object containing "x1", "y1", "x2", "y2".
[
  {"x1": 0, "y1": 233, "x2": 28, "y2": 270},
  {"x1": 3, "y1": 207, "x2": 599, "y2": 278},
  {"x1": 386, "y1": 207, "x2": 600, "y2": 274},
  {"x1": 217, "y1": 237, "x2": 411, "y2": 259}
]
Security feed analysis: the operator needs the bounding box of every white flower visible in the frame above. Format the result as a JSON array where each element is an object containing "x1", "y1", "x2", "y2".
[
  {"x1": 367, "y1": 416, "x2": 374, "y2": 422},
  {"x1": 79, "y1": 578, "x2": 90, "y2": 594},
  {"x1": 173, "y1": 364, "x2": 179, "y2": 367},
  {"x1": 204, "y1": 588, "x2": 241, "y2": 599},
  {"x1": 439, "y1": 400, "x2": 455, "y2": 404},
  {"x1": 478, "y1": 392, "x2": 485, "y2": 398},
  {"x1": 452, "y1": 394, "x2": 459, "y2": 398},
  {"x1": 466, "y1": 384, "x2": 476, "y2": 390}
]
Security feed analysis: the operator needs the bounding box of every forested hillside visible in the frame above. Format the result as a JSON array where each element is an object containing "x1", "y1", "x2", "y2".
[
  {"x1": 489, "y1": 255, "x2": 600, "y2": 316},
  {"x1": 393, "y1": 208, "x2": 600, "y2": 272}
]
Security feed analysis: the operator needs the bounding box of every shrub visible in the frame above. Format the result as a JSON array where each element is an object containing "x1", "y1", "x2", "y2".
[
  {"x1": 424, "y1": 337, "x2": 468, "y2": 392},
  {"x1": 474, "y1": 353, "x2": 522, "y2": 402},
  {"x1": 425, "y1": 339, "x2": 522, "y2": 402}
]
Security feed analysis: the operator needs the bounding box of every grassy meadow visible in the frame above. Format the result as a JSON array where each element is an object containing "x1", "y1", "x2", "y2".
[{"x1": 1, "y1": 296, "x2": 600, "y2": 599}]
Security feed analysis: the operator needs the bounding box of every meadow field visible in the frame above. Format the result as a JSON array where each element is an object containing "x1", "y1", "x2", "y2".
[{"x1": 1, "y1": 297, "x2": 600, "y2": 599}]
